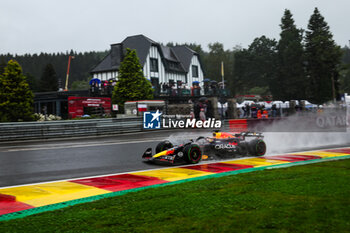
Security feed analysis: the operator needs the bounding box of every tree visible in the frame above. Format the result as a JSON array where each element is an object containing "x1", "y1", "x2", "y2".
[
  {"x1": 277, "y1": 9, "x2": 306, "y2": 100},
  {"x1": 339, "y1": 47, "x2": 350, "y2": 94},
  {"x1": 342, "y1": 46, "x2": 350, "y2": 64},
  {"x1": 0, "y1": 60, "x2": 34, "y2": 122},
  {"x1": 39, "y1": 63, "x2": 58, "y2": 92},
  {"x1": 112, "y1": 48, "x2": 153, "y2": 112},
  {"x1": 204, "y1": 43, "x2": 235, "y2": 95},
  {"x1": 233, "y1": 36, "x2": 277, "y2": 96},
  {"x1": 248, "y1": 36, "x2": 277, "y2": 94},
  {"x1": 71, "y1": 79, "x2": 90, "y2": 90},
  {"x1": 205, "y1": 43, "x2": 227, "y2": 82},
  {"x1": 0, "y1": 51, "x2": 108, "y2": 87},
  {"x1": 305, "y1": 8, "x2": 342, "y2": 104},
  {"x1": 25, "y1": 73, "x2": 39, "y2": 92},
  {"x1": 233, "y1": 48, "x2": 252, "y2": 94},
  {"x1": 0, "y1": 59, "x2": 6, "y2": 74},
  {"x1": 339, "y1": 68, "x2": 350, "y2": 94}
]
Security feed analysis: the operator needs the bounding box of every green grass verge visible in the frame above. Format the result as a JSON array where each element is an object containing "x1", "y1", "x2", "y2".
[{"x1": 1, "y1": 159, "x2": 350, "y2": 232}]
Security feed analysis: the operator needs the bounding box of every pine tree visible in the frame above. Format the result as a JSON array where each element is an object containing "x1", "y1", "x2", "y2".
[
  {"x1": 112, "y1": 48, "x2": 153, "y2": 112},
  {"x1": 247, "y1": 36, "x2": 277, "y2": 95},
  {"x1": 0, "y1": 60, "x2": 34, "y2": 122},
  {"x1": 39, "y1": 63, "x2": 58, "y2": 92},
  {"x1": 206, "y1": 43, "x2": 228, "y2": 82},
  {"x1": 305, "y1": 8, "x2": 342, "y2": 104},
  {"x1": 277, "y1": 9, "x2": 306, "y2": 101},
  {"x1": 234, "y1": 36, "x2": 277, "y2": 96},
  {"x1": 0, "y1": 51, "x2": 108, "y2": 87},
  {"x1": 0, "y1": 60, "x2": 6, "y2": 74},
  {"x1": 26, "y1": 73, "x2": 39, "y2": 92}
]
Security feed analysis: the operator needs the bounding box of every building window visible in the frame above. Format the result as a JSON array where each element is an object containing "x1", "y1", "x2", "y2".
[
  {"x1": 150, "y1": 58, "x2": 158, "y2": 72},
  {"x1": 169, "y1": 61, "x2": 180, "y2": 70},
  {"x1": 192, "y1": 65, "x2": 198, "y2": 77}
]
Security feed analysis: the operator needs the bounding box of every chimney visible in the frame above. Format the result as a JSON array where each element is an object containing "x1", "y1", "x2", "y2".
[{"x1": 111, "y1": 43, "x2": 123, "y2": 67}]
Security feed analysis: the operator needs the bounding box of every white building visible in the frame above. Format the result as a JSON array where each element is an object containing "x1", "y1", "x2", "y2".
[{"x1": 90, "y1": 35, "x2": 204, "y2": 88}]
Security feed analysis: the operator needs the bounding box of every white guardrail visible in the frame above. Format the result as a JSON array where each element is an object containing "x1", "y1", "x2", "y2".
[
  {"x1": 0, "y1": 118, "x2": 229, "y2": 142},
  {"x1": 0, "y1": 118, "x2": 144, "y2": 141}
]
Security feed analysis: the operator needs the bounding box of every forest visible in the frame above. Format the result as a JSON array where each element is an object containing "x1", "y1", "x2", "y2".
[
  {"x1": 1, "y1": 8, "x2": 350, "y2": 104},
  {"x1": 0, "y1": 50, "x2": 108, "y2": 92}
]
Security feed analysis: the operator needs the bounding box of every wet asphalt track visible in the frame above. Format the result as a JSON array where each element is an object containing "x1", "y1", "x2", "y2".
[
  {"x1": 0, "y1": 130, "x2": 203, "y2": 187},
  {"x1": 0, "y1": 130, "x2": 349, "y2": 187}
]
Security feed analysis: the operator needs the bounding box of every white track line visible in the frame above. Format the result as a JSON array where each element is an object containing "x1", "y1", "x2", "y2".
[
  {"x1": 0, "y1": 129, "x2": 185, "y2": 146},
  {"x1": 2, "y1": 138, "x2": 165, "y2": 152}
]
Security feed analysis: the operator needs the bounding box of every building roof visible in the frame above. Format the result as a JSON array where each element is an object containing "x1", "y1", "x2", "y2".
[
  {"x1": 122, "y1": 35, "x2": 157, "y2": 66},
  {"x1": 90, "y1": 53, "x2": 114, "y2": 73},
  {"x1": 91, "y1": 34, "x2": 198, "y2": 74},
  {"x1": 171, "y1": 46, "x2": 198, "y2": 72},
  {"x1": 160, "y1": 45, "x2": 178, "y2": 62}
]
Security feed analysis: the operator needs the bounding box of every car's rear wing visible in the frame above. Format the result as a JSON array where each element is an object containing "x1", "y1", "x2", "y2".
[{"x1": 235, "y1": 132, "x2": 264, "y2": 139}]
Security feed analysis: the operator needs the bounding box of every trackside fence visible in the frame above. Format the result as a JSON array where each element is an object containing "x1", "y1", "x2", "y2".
[
  {"x1": 0, "y1": 118, "x2": 144, "y2": 142},
  {"x1": 0, "y1": 118, "x2": 278, "y2": 142}
]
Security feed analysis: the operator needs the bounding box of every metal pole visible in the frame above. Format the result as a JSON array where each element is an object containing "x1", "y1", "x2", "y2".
[
  {"x1": 331, "y1": 75, "x2": 336, "y2": 103},
  {"x1": 64, "y1": 56, "x2": 74, "y2": 91},
  {"x1": 220, "y1": 61, "x2": 225, "y2": 119},
  {"x1": 136, "y1": 102, "x2": 139, "y2": 116},
  {"x1": 221, "y1": 61, "x2": 225, "y2": 89}
]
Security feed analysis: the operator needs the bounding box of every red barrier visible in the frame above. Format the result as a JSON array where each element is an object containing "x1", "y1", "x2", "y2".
[
  {"x1": 68, "y1": 96, "x2": 111, "y2": 119},
  {"x1": 228, "y1": 119, "x2": 247, "y2": 132}
]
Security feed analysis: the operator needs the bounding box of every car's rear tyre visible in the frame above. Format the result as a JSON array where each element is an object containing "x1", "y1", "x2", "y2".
[
  {"x1": 248, "y1": 139, "x2": 266, "y2": 156},
  {"x1": 183, "y1": 144, "x2": 202, "y2": 164},
  {"x1": 155, "y1": 140, "x2": 173, "y2": 153}
]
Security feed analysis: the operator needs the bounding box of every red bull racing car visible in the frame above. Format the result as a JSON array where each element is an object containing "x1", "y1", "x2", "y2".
[{"x1": 142, "y1": 131, "x2": 266, "y2": 164}]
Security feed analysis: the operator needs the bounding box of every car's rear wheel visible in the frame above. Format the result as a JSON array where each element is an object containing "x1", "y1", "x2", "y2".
[
  {"x1": 248, "y1": 139, "x2": 266, "y2": 156},
  {"x1": 183, "y1": 144, "x2": 202, "y2": 164},
  {"x1": 155, "y1": 140, "x2": 173, "y2": 153}
]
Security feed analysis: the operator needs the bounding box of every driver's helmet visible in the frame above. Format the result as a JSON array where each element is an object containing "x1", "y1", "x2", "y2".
[{"x1": 213, "y1": 132, "x2": 235, "y2": 139}]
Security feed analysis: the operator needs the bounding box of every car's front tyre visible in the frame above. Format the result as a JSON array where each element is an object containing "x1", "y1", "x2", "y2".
[
  {"x1": 156, "y1": 140, "x2": 174, "y2": 153},
  {"x1": 183, "y1": 144, "x2": 202, "y2": 164}
]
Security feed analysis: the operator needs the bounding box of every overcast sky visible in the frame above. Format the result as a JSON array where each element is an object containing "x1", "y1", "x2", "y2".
[{"x1": 1, "y1": 0, "x2": 349, "y2": 55}]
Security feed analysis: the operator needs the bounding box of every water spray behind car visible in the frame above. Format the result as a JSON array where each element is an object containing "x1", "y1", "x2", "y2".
[{"x1": 250, "y1": 108, "x2": 350, "y2": 154}]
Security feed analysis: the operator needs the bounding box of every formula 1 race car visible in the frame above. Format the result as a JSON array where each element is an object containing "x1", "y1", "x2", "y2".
[{"x1": 142, "y1": 131, "x2": 266, "y2": 164}]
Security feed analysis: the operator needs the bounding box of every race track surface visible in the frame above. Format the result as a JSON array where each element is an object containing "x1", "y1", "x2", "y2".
[
  {"x1": 0, "y1": 129, "x2": 212, "y2": 187},
  {"x1": 0, "y1": 130, "x2": 350, "y2": 187},
  {"x1": 1, "y1": 146, "x2": 350, "y2": 220}
]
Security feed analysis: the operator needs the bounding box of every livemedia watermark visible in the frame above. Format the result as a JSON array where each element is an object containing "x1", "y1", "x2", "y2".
[{"x1": 143, "y1": 110, "x2": 222, "y2": 129}]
